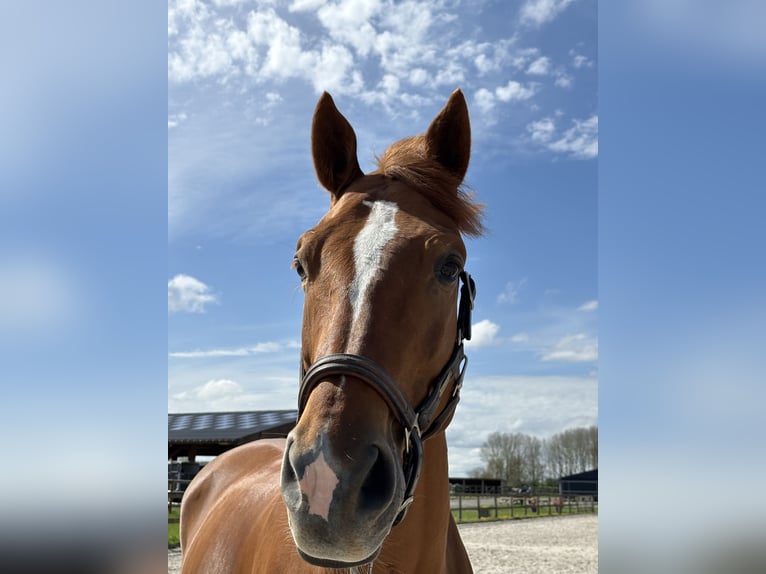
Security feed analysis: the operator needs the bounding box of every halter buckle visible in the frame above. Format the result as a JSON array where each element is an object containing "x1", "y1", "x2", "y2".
[
  {"x1": 404, "y1": 421, "x2": 421, "y2": 454},
  {"x1": 453, "y1": 354, "x2": 467, "y2": 397}
]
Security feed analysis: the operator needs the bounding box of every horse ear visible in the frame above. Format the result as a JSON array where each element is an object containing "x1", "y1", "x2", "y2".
[
  {"x1": 424, "y1": 89, "x2": 471, "y2": 183},
  {"x1": 311, "y1": 92, "x2": 364, "y2": 201}
]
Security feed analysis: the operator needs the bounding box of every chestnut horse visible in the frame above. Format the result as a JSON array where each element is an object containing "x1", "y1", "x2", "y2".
[{"x1": 180, "y1": 89, "x2": 483, "y2": 574}]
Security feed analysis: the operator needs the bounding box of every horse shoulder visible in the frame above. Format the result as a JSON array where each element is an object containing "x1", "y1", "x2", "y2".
[{"x1": 180, "y1": 438, "x2": 293, "y2": 574}]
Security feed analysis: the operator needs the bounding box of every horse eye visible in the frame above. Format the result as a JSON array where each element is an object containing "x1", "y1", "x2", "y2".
[
  {"x1": 292, "y1": 257, "x2": 307, "y2": 280},
  {"x1": 439, "y1": 260, "x2": 461, "y2": 282}
]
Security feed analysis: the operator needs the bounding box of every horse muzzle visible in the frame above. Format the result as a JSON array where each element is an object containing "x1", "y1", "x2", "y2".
[{"x1": 280, "y1": 425, "x2": 404, "y2": 567}]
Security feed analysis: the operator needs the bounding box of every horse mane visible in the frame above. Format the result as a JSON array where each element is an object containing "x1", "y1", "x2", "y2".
[{"x1": 375, "y1": 135, "x2": 485, "y2": 237}]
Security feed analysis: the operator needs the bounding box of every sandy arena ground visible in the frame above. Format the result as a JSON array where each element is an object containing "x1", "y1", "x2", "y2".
[
  {"x1": 168, "y1": 514, "x2": 597, "y2": 573},
  {"x1": 458, "y1": 515, "x2": 597, "y2": 573}
]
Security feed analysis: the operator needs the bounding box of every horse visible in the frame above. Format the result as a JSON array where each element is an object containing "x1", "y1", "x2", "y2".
[{"x1": 180, "y1": 89, "x2": 484, "y2": 574}]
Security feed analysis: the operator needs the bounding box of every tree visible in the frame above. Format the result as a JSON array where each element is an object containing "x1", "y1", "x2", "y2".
[
  {"x1": 478, "y1": 431, "x2": 525, "y2": 486},
  {"x1": 544, "y1": 426, "x2": 598, "y2": 477},
  {"x1": 472, "y1": 426, "x2": 598, "y2": 485},
  {"x1": 520, "y1": 435, "x2": 545, "y2": 486},
  {"x1": 477, "y1": 432, "x2": 547, "y2": 488},
  {"x1": 468, "y1": 466, "x2": 486, "y2": 478}
]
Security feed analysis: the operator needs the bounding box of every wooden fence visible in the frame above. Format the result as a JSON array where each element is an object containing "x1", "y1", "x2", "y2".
[{"x1": 450, "y1": 493, "x2": 597, "y2": 522}]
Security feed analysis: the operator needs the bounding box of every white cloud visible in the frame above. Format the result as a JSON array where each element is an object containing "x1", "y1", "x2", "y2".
[
  {"x1": 497, "y1": 278, "x2": 528, "y2": 304},
  {"x1": 511, "y1": 332, "x2": 530, "y2": 343},
  {"x1": 527, "y1": 117, "x2": 556, "y2": 143},
  {"x1": 171, "y1": 378, "x2": 247, "y2": 408},
  {"x1": 526, "y1": 55, "x2": 551, "y2": 75},
  {"x1": 168, "y1": 4, "x2": 365, "y2": 95},
  {"x1": 212, "y1": 0, "x2": 252, "y2": 6},
  {"x1": 474, "y1": 88, "x2": 496, "y2": 114},
  {"x1": 168, "y1": 274, "x2": 219, "y2": 313},
  {"x1": 168, "y1": 0, "x2": 208, "y2": 39},
  {"x1": 540, "y1": 333, "x2": 598, "y2": 362},
  {"x1": 289, "y1": 0, "x2": 326, "y2": 11},
  {"x1": 197, "y1": 378, "x2": 243, "y2": 400},
  {"x1": 265, "y1": 91, "x2": 283, "y2": 108},
  {"x1": 169, "y1": 340, "x2": 300, "y2": 358},
  {"x1": 408, "y1": 67, "x2": 429, "y2": 85},
  {"x1": 168, "y1": 13, "x2": 240, "y2": 82},
  {"x1": 169, "y1": 368, "x2": 300, "y2": 412},
  {"x1": 315, "y1": 0, "x2": 383, "y2": 58},
  {"x1": 312, "y1": 44, "x2": 363, "y2": 94},
  {"x1": 246, "y1": 9, "x2": 313, "y2": 79},
  {"x1": 496, "y1": 80, "x2": 537, "y2": 102},
  {"x1": 548, "y1": 114, "x2": 598, "y2": 159},
  {"x1": 474, "y1": 80, "x2": 537, "y2": 113},
  {"x1": 168, "y1": 0, "x2": 543, "y2": 112},
  {"x1": 168, "y1": 343, "x2": 302, "y2": 413},
  {"x1": 168, "y1": 112, "x2": 187, "y2": 129},
  {"x1": 520, "y1": 0, "x2": 576, "y2": 27},
  {"x1": 571, "y1": 50, "x2": 593, "y2": 68},
  {"x1": 578, "y1": 300, "x2": 598, "y2": 312},
  {"x1": 526, "y1": 114, "x2": 598, "y2": 159},
  {"x1": 554, "y1": 71, "x2": 573, "y2": 88},
  {"x1": 465, "y1": 319, "x2": 501, "y2": 348},
  {"x1": 474, "y1": 53, "x2": 495, "y2": 74},
  {"x1": 509, "y1": 47, "x2": 541, "y2": 70}
]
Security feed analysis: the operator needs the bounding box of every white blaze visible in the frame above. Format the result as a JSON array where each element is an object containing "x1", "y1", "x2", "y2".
[
  {"x1": 349, "y1": 200, "x2": 399, "y2": 331},
  {"x1": 298, "y1": 449, "x2": 339, "y2": 521}
]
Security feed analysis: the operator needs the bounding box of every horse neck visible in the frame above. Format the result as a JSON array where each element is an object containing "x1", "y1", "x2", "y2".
[{"x1": 380, "y1": 432, "x2": 452, "y2": 570}]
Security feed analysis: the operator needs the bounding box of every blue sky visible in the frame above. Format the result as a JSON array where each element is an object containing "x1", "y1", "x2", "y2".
[{"x1": 168, "y1": 0, "x2": 597, "y2": 475}]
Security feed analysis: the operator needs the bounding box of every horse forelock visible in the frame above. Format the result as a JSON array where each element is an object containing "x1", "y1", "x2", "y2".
[{"x1": 374, "y1": 135, "x2": 484, "y2": 238}]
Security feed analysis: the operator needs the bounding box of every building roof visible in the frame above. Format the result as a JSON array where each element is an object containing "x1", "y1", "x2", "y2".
[
  {"x1": 559, "y1": 469, "x2": 598, "y2": 482},
  {"x1": 559, "y1": 468, "x2": 598, "y2": 496},
  {"x1": 168, "y1": 410, "x2": 297, "y2": 459}
]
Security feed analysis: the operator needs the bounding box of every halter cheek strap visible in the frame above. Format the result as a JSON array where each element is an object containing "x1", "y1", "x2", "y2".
[{"x1": 296, "y1": 272, "x2": 476, "y2": 526}]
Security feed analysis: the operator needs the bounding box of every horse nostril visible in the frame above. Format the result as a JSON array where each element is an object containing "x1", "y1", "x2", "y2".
[
  {"x1": 358, "y1": 446, "x2": 394, "y2": 513},
  {"x1": 281, "y1": 438, "x2": 298, "y2": 485}
]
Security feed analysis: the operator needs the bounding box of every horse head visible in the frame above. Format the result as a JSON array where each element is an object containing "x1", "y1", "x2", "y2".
[{"x1": 280, "y1": 90, "x2": 482, "y2": 568}]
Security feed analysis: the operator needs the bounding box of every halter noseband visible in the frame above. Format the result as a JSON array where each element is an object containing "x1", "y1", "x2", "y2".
[{"x1": 296, "y1": 271, "x2": 476, "y2": 526}]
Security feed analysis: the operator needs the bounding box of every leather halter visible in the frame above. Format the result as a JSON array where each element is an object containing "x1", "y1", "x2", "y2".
[{"x1": 297, "y1": 271, "x2": 476, "y2": 526}]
